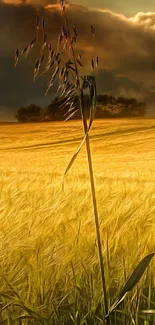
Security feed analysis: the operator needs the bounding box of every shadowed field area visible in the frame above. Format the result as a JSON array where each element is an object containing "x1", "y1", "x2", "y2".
[{"x1": 0, "y1": 119, "x2": 155, "y2": 324}]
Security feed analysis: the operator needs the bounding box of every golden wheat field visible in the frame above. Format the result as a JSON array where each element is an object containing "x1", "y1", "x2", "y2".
[{"x1": 1, "y1": 118, "x2": 155, "y2": 323}]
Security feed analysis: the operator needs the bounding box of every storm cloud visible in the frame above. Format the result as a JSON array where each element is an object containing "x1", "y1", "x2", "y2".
[{"x1": 1, "y1": 0, "x2": 155, "y2": 120}]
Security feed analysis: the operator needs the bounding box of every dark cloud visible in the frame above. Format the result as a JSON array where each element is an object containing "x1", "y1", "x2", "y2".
[
  {"x1": 1, "y1": 1, "x2": 155, "y2": 120},
  {"x1": 96, "y1": 69, "x2": 145, "y2": 98}
]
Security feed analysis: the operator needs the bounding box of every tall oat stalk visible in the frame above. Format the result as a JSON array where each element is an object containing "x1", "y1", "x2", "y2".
[
  {"x1": 14, "y1": 0, "x2": 109, "y2": 322},
  {"x1": 61, "y1": 2, "x2": 109, "y2": 322}
]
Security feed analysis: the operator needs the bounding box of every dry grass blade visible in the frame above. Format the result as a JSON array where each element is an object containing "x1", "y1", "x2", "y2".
[
  {"x1": 1, "y1": 276, "x2": 43, "y2": 324},
  {"x1": 106, "y1": 253, "x2": 155, "y2": 318},
  {"x1": 17, "y1": 303, "x2": 43, "y2": 325},
  {"x1": 16, "y1": 315, "x2": 33, "y2": 321},
  {"x1": 141, "y1": 310, "x2": 155, "y2": 314},
  {"x1": 1, "y1": 301, "x2": 14, "y2": 312},
  {"x1": 62, "y1": 132, "x2": 87, "y2": 189}
]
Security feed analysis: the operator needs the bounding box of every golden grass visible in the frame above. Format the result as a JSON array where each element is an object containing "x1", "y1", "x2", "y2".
[{"x1": 1, "y1": 118, "x2": 155, "y2": 322}]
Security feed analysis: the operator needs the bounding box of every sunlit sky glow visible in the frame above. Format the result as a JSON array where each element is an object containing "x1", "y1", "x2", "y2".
[
  {"x1": 2, "y1": 0, "x2": 155, "y2": 15},
  {"x1": 75, "y1": 0, "x2": 155, "y2": 16}
]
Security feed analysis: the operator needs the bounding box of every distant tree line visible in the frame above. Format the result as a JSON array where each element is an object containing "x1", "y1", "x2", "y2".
[{"x1": 15, "y1": 94, "x2": 147, "y2": 123}]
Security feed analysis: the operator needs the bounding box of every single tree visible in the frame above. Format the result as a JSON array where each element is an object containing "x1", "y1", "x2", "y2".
[{"x1": 16, "y1": 104, "x2": 44, "y2": 122}]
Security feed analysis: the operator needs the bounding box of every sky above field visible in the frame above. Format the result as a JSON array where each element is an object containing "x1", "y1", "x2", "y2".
[{"x1": 1, "y1": 0, "x2": 155, "y2": 120}]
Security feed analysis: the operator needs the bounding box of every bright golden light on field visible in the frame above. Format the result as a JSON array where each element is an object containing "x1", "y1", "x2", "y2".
[{"x1": 1, "y1": 119, "x2": 155, "y2": 321}]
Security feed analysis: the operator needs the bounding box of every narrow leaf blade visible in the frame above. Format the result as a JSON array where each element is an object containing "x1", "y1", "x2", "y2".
[{"x1": 106, "y1": 253, "x2": 155, "y2": 317}]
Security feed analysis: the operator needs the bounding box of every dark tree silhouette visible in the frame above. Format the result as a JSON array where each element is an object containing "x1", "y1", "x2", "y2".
[
  {"x1": 45, "y1": 94, "x2": 147, "y2": 120},
  {"x1": 45, "y1": 97, "x2": 65, "y2": 121},
  {"x1": 15, "y1": 95, "x2": 147, "y2": 122},
  {"x1": 16, "y1": 104, "x2": 44, "y2": 123},
  {"x1": 97, "y1": 95, "x2": 147, "y2": 118}
]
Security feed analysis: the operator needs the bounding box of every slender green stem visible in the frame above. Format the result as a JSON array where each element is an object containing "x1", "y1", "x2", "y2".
[
  {"x1": 80, "y1": 90, "x2": 110, "y2": 324},
  {"x1": 62, "y1": 4, "x2": 110, "y2": 323}
]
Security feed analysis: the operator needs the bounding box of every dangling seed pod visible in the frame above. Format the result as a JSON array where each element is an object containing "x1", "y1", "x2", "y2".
[
  {"x1": 91, "y1": 25, "x2": 95, "y2": 37},
  {"x1": 36, "y1": 16, "x2": 39, "y2": 30},
  {"x1": 62, "y1": 25, "x2": 68, "y2": 39},
  {"x1": 76, "y1": 58, "x2": 83, "y2": 68},
  {"x1": 21, "y1": 46, "x2": 29, "y2": 55},
  {"x1": 14, "y1": 48, "x2": 19, "y2": 68},
  {"x1": 73, "y1": 24, "x2": 78, "y2": 40},
  {"x1": 33, "y1": 58, "x2": 40, "y2": 80},
  {"x1": 60, "y1": 0, "x2": 66, "y2": 10},
  {"x1": 42, "y1": 19, "x2": 45, "y2": 31},
  {"x1": 91, "y1": 59, "x2": 95, "y2": 70}
]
